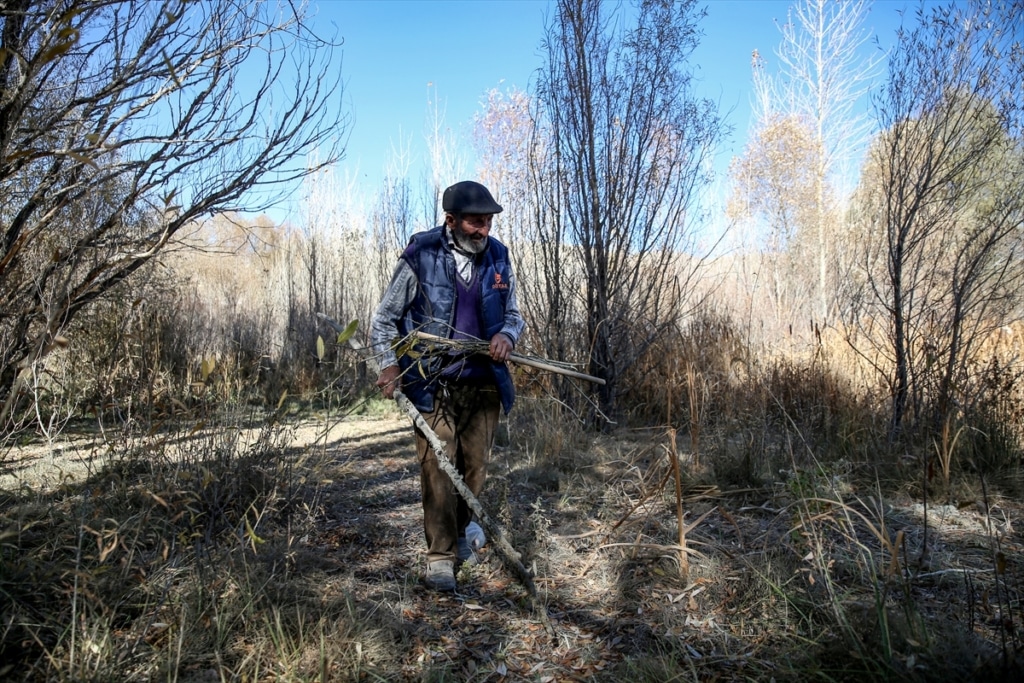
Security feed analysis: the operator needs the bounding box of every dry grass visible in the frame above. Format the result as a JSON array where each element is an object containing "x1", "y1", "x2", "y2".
[
  {"x1": 1, "y1": 387, "x2": 1023, "y2": 681},
  {"x1": 0, "y1": 408, "x2": 340, "y2": 681}
]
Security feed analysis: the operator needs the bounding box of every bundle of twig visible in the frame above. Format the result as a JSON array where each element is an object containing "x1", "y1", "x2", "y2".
[{"x1": 407, "y1": 331, "x2": 605, "y2": 385}]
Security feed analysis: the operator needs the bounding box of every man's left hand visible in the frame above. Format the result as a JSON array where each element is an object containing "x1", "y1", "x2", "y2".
[{"x1": 489, "y1": 333, "x2": 513, "y2": 362}]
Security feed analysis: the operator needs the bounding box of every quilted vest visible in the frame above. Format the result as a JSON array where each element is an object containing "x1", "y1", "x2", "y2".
[{"x1": 397, "y1": 225, "x2": 516, "y2": 413}]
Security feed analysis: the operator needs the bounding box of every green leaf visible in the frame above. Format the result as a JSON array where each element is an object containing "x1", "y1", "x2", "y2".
[
  {"x1": 335, "y1": 319, "x2": 359, "y2": 344},
  {"x1": 394, "y1": 338, "x2": 417, "y2": 359},
  {"x1": 316, "y1": 335, "x2": 325, "y2": 361},
  {"x1": 245, "y1": 517, "x2": 265, "y2": 547},
  {"x1": 162, "y1": 49, "x2": 182, "y2": 87}
]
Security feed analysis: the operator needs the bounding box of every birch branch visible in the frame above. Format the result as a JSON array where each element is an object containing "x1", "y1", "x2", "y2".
[{"x1": 412, "y1": 331, "x2": 606, "y2": 385}]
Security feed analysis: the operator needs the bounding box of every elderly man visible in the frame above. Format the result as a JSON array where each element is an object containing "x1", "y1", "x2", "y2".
[{"x1": 370, "y1": 180, "x2": 526, "y2": 592}]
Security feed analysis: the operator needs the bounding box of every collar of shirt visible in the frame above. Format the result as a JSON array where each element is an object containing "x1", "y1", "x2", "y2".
[{"x1": 445, "y1": 227, "x2": 475, "y2": 282}]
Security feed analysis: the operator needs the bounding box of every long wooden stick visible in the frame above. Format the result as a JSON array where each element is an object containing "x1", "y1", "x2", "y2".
[
  {"x1": 391, "y1": 389, "x2": 539, "y2": 592},
  {"x1": 413, "y1": 331, "x2": 606, "y2": 385},
  {"x1": 317, "y1": 313, "x2": 551, "y2": 628}
]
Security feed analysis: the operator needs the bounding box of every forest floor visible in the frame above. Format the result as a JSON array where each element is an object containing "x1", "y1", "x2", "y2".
[
  {"x1": 298, "y1": 410, "x2": 1024, "y2": 681},
  {"x1": 3, "y1": 408, "x2": 1024, "y2": 681}
]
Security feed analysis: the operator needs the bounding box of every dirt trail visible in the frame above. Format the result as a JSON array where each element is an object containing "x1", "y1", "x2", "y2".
[{"x1": 304, "y1": 412, "x2": 640, "y2": 680}]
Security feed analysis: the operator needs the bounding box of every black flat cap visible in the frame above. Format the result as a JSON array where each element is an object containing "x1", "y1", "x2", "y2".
[{"x1": 442, "y1": 181, "x2": 503, "y2": 214}]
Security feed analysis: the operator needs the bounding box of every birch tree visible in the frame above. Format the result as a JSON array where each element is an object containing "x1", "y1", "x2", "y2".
[
  {"x1": 472, "y1": 88, "x2": 558, "y2": 361},
  {"x1": 421, "y1": 84, "x2": 467, "y2": 229},
  {"x1": 731, "y1": 0, "x2": 880, "y2": 323},
  {"x1": 728, "y1": 111, "x2": 821, "y2": 326},
  {"x1": 781, "y1": 0, "x2": 881, "y2": 321}
]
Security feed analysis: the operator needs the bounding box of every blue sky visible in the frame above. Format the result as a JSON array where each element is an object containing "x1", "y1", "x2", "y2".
[{"x1": 291, "y1": 0, "x2": 915, "y2": 221}]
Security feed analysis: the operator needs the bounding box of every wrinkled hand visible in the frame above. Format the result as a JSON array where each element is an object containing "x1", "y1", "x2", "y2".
[
  {"x1": 376, "y1": 365, "x2": 401, "y2": 399},
  {"x1": 489, "y1": 333, "x2": 513, "y2": 363}
]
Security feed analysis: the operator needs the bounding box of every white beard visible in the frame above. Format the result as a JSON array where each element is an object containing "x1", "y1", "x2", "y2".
[{"x1": 452, "y1": 229, "x2": 488, "y2": 255}]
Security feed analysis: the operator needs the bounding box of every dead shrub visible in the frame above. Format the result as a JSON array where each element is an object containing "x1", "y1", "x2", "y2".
[{"x1": 0, "y1": 413, "x2": 328, "y2": 678}]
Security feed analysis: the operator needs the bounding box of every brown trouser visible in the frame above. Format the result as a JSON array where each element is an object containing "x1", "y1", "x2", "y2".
[{"x1": 415, "y1": 382, "x2": 500, "y2": 564}]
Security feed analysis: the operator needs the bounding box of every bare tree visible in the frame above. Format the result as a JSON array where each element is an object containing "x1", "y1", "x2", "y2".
[
  {"x1": 862, "y1": 0, "x2": 1024, "y2": 438},
  {"x1": 734, "y1": 0, "x2": 881, "y2": 324},
  {"x1": 473, "y1": 87, "x2": 534, "y2": 243},
  {"x1": 421, "y1": 83, "x2": 467, "y2": 229},
  {"x1": 532, "y1": 0, "x2": 723, "y2": 420},
  {"x1": 471, "y1": 88, "x2": 561, "y2": 358},
  {"x1": 0, "y1": 0, "x2": 346, "y2": 427},
  {"x1": 371, "y1": 174, "x2": 413, "y2": 292},
  {"x1": 728, "y1": 111, "x2": 822, "y2": 328}
]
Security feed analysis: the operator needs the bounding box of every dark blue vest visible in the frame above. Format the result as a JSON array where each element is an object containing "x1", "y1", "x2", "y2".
[{"x1": 397, "y1": 226, "x2": 516, "y2": 413}]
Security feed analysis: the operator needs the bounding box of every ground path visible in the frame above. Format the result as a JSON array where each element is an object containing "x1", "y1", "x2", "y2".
[{"x1": 304, "y1": 412, "x2": 652, "y2": 681}]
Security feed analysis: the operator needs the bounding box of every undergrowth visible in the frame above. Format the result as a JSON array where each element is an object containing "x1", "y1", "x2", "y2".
[
  {"x1": 2, "y1": 315, "x2": 1023, "y2": 680},
  {"x1": 0, "y1": 412, "x2": 346, "y2": 681}
]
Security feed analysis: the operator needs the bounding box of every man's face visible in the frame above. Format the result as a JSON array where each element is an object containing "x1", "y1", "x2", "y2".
[{"x1": 447, "y1": 213, "x2": 493, "y2": 254}]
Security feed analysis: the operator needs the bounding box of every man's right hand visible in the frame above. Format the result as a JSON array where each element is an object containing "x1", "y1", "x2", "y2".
[{"x1": 376, "y1": 365, "x2": 401, "y2": 399}]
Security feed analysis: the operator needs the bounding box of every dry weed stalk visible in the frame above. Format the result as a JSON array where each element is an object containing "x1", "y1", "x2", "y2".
[
  {"x1": 791, "y1": 496, "x2": 897, "y2": 664},
  {"x1": 576, "y1": 431, "x2": 714, "y2": 580},
  {"x1": 667, "y1": 426, "x2": 688, "y2": 581},
  {"x1": 935, "y1": 413, "x2": 965, "y2": 497},
  {"x1": 792, "y1": 496, "x2": 906, "y2": 580},
  {"x1": 685, "y1": 361, "x2": 702, "y2": 467}
]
